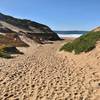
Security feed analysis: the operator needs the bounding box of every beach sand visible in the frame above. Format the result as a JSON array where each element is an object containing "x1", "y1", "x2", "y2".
[{"x1": 0, "y1": 38, "x2": 100, "y2": 100}]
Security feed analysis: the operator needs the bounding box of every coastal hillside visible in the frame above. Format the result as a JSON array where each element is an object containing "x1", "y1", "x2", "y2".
[
  {"x1": 0, "y1": 25, "x2": 28, "y2": 58},
  {"x1": 0, "y1": 13, "x2": 60, "y2": 43},
  {"x1": 0, "y1": 25, "x2": 28, "y2": 47},
  {"x1": 60, "y1": 27, "x2": 100, "y2": 54},
  {"x1": 0, "y1": 13, "x2": 60, "y2": 58}
]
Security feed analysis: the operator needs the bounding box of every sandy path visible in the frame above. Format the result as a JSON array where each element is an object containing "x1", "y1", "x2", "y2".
[{"x1": 0, "y1": 39, "x2": 100, "y2": 100}]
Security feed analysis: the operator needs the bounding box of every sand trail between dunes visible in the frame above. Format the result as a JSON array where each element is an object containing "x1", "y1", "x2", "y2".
[{"x1": 0, "y1": 40, "x2": 100, "y2": 100}]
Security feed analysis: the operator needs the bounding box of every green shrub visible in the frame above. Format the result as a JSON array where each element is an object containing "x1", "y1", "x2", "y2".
[
  {"x1": 60, "y1": 31, "x2": 100, "y2": 54},
  {"x1": 0, "y1": 45, "x2": 23, "y2": 58},
  {"x1": 0, "y1": 52, "x2": 11, "y2": 58},
  {"x1": 60, "y1": 42, "x2": 73, "y2": 52}
]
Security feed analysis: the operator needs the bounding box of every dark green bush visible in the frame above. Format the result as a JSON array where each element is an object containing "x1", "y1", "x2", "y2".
[
  {"x1": 60, "y1": 31, "x2": 100, "y2": 54},
  {"x1": 0, "y1": 45, "x2": 23, "y2": 58},
  {"x1": 60, "y1": 42, "x2": 73, "y2": 52},
  {"x1": 0, "y1": 52, "x2": 11, "y2": 58}
]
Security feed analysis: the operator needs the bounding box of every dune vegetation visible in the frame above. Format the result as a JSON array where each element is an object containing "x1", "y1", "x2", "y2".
[
  {"x1": 60, "y1": 31, "x2": 100, "y2": 54},
  {"x1": 0, "y1": 45, "x2": 23, "y2": 58},
  {"x1": 0, "y1": 46, "x2": 11, "y2": 58}
]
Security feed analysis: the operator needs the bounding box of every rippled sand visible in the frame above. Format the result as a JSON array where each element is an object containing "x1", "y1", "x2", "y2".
[{"x1": 0, "y1": 39, "x2": 100, "y2": 100}]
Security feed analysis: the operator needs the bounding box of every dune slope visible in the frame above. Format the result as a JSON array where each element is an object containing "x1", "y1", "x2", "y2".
[{"x1": 0, "y1": 39, "x2": 100, "y2": 100}]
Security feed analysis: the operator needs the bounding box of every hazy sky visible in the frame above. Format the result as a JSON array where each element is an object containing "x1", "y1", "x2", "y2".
[{"x1": 0, "y1": 0, "x2": 100, "y2": 30}]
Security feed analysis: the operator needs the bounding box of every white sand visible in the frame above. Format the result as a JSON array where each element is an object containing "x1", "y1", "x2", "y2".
[{"x1": 0, "y1": 39, "x2": 100, "y2": 100}]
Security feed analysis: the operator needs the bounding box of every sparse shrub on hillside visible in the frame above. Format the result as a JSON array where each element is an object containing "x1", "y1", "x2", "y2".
[
  {"x1": 60, "y1": 31, "x2": 100, "y2": 54},
  {"x1": 0, "y1": 45, "x2": 23, "y2": 58},
  {"x1": 0, "y1": 52, "x2": 12, "y2": 58}
]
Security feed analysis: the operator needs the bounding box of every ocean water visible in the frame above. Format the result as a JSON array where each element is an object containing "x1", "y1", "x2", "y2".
[
  {"x1": 55, "y1": 31, "x2": 87, "y2": 38},
  {"x1": 57, "y1": 34, "x2": 82, "y2": 38}
]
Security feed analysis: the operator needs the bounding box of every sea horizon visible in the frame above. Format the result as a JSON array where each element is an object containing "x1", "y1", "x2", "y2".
[{"x1": 55, "y1": 30, "x2": 88, "y2": 38}]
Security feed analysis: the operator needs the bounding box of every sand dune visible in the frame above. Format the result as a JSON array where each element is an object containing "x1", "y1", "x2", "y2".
[{"x1": 0, "y1": 39, "x2": 100, "y2": 100}]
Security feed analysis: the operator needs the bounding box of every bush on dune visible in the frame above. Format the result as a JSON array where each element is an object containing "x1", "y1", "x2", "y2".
[
  {"x1": 60, "y1": 31, "x2": 100, "y2": 54},
  {"x1": 0, "y1": 52, "x2": 12, "y2": 59},
  {"x1": 0, "y1": 45, "x2": 23, "y2": 58}
]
